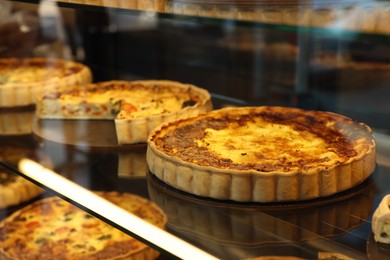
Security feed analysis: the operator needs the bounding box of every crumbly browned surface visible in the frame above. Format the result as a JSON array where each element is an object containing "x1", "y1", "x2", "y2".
[{"x1": 152, "y1": 106, "x2": 374, "y2": 173}]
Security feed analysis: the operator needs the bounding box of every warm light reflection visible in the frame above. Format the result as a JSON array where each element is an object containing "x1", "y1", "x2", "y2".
[{"x1": 18, "y1": 158, "x2": 218, "y2": 260}]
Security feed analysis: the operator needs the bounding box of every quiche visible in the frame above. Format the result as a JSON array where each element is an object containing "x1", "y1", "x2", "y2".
[
  {"x1": 0, "y1": 171, "x2": 43, "y2": 209},
  {"x1": 0, "y1": 57, "x2": 92, "y2": 108},
  {"x1": 0, "y1": 191, "x2": 167, "y2": 259},
  {"x1": 36, "y1": 80, "x2": 212, "y2": 144},
  {"x1": 147, "y1": 106, "x2": 376, "y2": 202}
]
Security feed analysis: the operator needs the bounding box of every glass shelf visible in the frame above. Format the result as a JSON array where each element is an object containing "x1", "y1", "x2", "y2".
[{"x1": 1, "y1": 100, "x2": 390, "y2": 259}]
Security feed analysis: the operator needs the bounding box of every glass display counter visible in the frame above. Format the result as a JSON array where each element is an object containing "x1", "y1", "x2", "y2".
[{"x1": 1, "y1": 0, "x2": 390, "y2": 259}]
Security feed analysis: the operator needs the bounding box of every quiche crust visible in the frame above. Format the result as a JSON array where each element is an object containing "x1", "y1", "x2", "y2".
[
  {"x1": 0, "y1": 171, "x2": 44, "y2": 208},
  {"x1": 147, "y1": 106, "x2": 376, "y2": 202},
  {"x1": 0, "y1": 57, "x2": 92, "y2": 108}
]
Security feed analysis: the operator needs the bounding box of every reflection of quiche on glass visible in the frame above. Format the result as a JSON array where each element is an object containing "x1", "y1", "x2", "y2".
[
  {"x1": 36, "y1": 80, "x2": 212, "y2": 144},
  {"x1": 0, "y1": 109, "x2": 34, "y2": 135},
  {"x1": 0, "y1": 135, "x2": 44, "y2": 208},
  {"x1": 147, "y1": 106, "x2": 376, "y2": 202}
]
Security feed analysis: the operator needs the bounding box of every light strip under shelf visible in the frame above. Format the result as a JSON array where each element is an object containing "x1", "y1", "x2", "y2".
[{"x1": 18, "y1": 158, "x2": 218, "y2": 260}]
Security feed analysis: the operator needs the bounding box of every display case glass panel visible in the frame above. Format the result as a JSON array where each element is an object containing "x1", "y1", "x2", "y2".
[{"x1": 1, "y1": 0, "x2": 390, "y2": 259}]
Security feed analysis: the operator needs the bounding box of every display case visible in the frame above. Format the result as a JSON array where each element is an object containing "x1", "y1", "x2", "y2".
[{"x1": 1, "y1": 0, "x2": 390, "y2": 259}]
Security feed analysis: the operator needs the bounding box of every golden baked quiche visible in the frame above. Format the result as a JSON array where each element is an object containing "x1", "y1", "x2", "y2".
[
  {"x1": 36, "y1": 80, "x2": 212, "y2": 144},
  {"x1": 147, "y1": 106, "x2": 376, "y2": 202},
  {"x1": 0, "y1": 57, "x2": 92, "y2": 108}
]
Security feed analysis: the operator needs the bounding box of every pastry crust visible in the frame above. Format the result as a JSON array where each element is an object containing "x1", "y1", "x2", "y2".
[
  {"x1": 37, "y1": 80, "x2": 212, "y2": 144},
  {"x1": 372, "y1": 194, "x2": 390, "y2": 244},
  {"x1": 147, "y1": 106, "x2": 376, "y2": 202},
  {"x1": 0, "y1": 191, "x2": 167, "y2": 259},
  {"x1": 0, "y1": 171, "x2": 43, "y2": 208},
  {"x1": 0, "y1": 57, "x2": 92, "y2": 108}
]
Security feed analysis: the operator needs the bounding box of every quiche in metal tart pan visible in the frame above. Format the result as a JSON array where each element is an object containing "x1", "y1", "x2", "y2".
[
  {"x1": 0, "y1": 57, "x2": 92, "y2": 108},
  {"x1": 147, "y1": 106, "x2": 376, "y2": 203}
]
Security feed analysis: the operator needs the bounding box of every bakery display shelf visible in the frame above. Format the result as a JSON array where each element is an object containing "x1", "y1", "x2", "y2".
[
  {"x1": 0, "y1": 98, "x2": 389, "y2": 258},
  {"x1": 146, "y1": 168, "x2": 377, "y2": 257},
  {"x1": 0, "y1": 150, "x2": 382, "y2": 259},
  {"x1": 9, "y1": 0, "x2": 390, "y2": 44},
  {"x1": 2, "y1": 0, "x2": 390, "y2": 258},
  {"x1": 1, "y1": 126, "x2": 388, "y2": 259},
  {"x1": 78, "y1": 17, "x2": 390, "y2": 118},
  {"x1": 0, "y1": 161, "x2": 217, "y2": 260},
  {"x1": 0, "y1": 85, "x2": 388, "y2": 258}
]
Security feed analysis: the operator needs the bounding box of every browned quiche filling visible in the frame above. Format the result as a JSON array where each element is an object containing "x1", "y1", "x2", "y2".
[
  {"x1": 147, "y1": 106, "x2": 376, "y2": 202},
  {"x1": 152, "y1": 106, "x2": 374, "y2": 173}
]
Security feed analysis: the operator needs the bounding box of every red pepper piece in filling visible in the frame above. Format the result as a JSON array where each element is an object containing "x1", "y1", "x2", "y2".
[{"x1": 121, "y1": 102, "x2": 137, "y2": 113}]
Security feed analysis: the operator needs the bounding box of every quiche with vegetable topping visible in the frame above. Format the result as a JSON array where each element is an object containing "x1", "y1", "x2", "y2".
[
  {"x1": 0, "y1": 191, "x2": 167, "y2": 259},
  {"x1": 147, "y1": 106, "x2": 376, "y2": 202},
  {"x1": 36, "y1": 80, "x2": 212, "y2": 144},
  {"x1": 0, "y1": 57, "x2": 92, "y2": 108}
]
